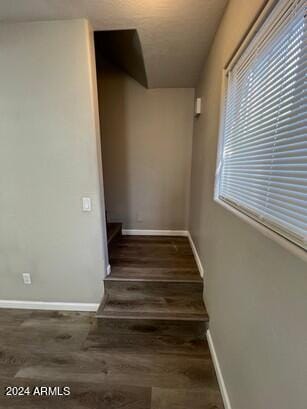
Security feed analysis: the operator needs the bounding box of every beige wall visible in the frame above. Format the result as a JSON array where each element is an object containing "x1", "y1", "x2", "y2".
[
  {"x1": 0, "y1": 20, "x2": 107, "y2": 304},
  {"x1": 189, "y1": 1, "x2": 307, "y2": 408},
  {"x1": 97, "y1": 61, "x2": 194, "y2": 230}
]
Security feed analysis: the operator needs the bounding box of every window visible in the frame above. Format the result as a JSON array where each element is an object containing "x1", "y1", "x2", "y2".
[{"x1": 216, "y1": 0, "x2": 306, "y2": 250}]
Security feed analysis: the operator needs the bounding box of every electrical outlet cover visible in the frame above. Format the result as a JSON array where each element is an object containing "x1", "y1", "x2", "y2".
[{"x1": 22, "y1": 273, "x2": 32, "y2": 285}]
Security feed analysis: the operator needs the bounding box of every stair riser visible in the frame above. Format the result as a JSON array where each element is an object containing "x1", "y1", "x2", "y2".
[
  {"x1": 104, "y1": 280, "x2": 203, "y2": 293},
  {"x1": 106, "y1": 266, "x2": 202, "y2": 283},
  {"x1": 90, "y1": 318, "x2": 207, "y2": 337},
  {"x1": 99, "y1": 280, "x2": 208, "y2": 322}
]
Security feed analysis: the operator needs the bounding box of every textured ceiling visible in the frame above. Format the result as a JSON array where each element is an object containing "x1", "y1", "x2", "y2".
[{"x1": 0, "y1": 0, "x2": 228, "y2": 88}]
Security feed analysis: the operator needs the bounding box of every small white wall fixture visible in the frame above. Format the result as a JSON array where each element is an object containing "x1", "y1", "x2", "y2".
[{"x1": 195, "y1": 97, "x2": 202, "y2": 116}]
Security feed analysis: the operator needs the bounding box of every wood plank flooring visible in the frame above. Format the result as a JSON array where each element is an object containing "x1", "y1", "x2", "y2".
[
  {"x1": 107, "y1": 236, "x2": 201, "y2": 282},
  {"x1": 0, "y1": 235, "x2": 223, "y2": 408},
  {"x1": 83, "y1": 319, "x2": 210, "y2": 357}
]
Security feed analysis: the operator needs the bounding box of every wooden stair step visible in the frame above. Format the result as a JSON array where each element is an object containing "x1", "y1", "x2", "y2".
[
  {"x1": 97, "y1": 281, "x2": 208, "y2": 322},
  {"x1": 106, "y1": 266, "x2": 202, "y2": 283}
]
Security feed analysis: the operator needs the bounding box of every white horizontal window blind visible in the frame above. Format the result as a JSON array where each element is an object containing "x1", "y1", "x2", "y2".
[{"x1": 217, "y1": 0, "x2": 307, "y2": 249}]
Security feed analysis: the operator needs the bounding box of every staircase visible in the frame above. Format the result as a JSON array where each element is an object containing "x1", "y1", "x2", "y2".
[
  {"x1": 91, "y1": 235, "x2": 224, "y2": 408},
  {"x1": 97, "y1": 234, "x2": 208, "y2": 325}
]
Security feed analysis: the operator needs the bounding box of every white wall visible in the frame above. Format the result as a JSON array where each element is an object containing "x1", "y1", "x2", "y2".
[
  {"x1": 0, "y1": 19, "x2": 107, "y2": 304},
  {"x1": 97, "y1": 61, "x2": 195, "y2": 230},
  {"x1": 189, "y1": 1, "x2": 307, "y2": 408}
]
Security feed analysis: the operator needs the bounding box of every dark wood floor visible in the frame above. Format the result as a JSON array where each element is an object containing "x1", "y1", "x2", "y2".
[{"x1": 0, "y1": 235, "x2": 224, "y2": 408}]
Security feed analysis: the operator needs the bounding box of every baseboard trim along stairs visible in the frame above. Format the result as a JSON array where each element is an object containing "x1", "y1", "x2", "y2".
[
  {"x1": 207, "y1": 329, "x2": 232, "y2": 409},
  {"x1": 187, "y1": 232, "x2": 205, "y2": 278}
]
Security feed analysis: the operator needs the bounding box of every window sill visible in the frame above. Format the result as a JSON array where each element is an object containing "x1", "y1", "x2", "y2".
[{"x1": 214, "y1": 197, "x2": 307, "y2": 263}]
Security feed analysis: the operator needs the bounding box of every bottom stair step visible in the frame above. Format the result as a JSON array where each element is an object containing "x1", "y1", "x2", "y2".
[{"x1": 97, "y1": 281, "x2": 209, "y2": 322}]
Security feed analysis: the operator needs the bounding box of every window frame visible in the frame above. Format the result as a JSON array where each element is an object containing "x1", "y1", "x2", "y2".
[{"x1": 214, "y1": 0, "x2": 307, "y2": 261}]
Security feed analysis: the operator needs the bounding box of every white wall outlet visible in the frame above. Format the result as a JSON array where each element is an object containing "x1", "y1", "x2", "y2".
[
  {"x1": 22, "y1": 273, "x2": 32, "y2": 285},
  {"x1": 82, "y1": 197, "x2": 92, "y2": 212}
]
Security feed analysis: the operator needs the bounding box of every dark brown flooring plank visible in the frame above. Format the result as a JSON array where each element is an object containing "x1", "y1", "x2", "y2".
[
  {"x1": 15, "y1": 351, "x2": 217, "y2": 390},
  {"x1": 1, "y1": 323, "x2": 90, "y2": 353},
  {"x1": 21, "y1": 310, "x2": 94, "y2": 326},
  {"x1": 0, "y1": 309, "x2": 34, "y2": 327},
  {"x1": 2, "y1": 341, "x2": 215, "y2": 391}
]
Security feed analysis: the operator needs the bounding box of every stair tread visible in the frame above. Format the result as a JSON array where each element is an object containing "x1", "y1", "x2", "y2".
[{"x1": 97, "y1": 281, "x2": 208, "y2": 322}]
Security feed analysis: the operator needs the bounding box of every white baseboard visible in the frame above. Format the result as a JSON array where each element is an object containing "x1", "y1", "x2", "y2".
[
  {"x1": 187, "y1": 232, "x2": 204, "y2": 278},
  {"x1": 207, "y1": 329, "x2": 232, "y2": 409},
  {"x1": 106, "y1": 264, "x2": 111, "y2": 276},
  {"x1": 0, "y1": 300, "x2": 99, "y2": 312},
  {"x1": 122, "y1": 229, "x2": 188, "y2": 237}
]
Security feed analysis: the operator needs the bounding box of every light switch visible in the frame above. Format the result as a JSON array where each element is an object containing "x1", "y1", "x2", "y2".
[{"x1": 82, "y1": 197, "x2": 92, "y2": 212}]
